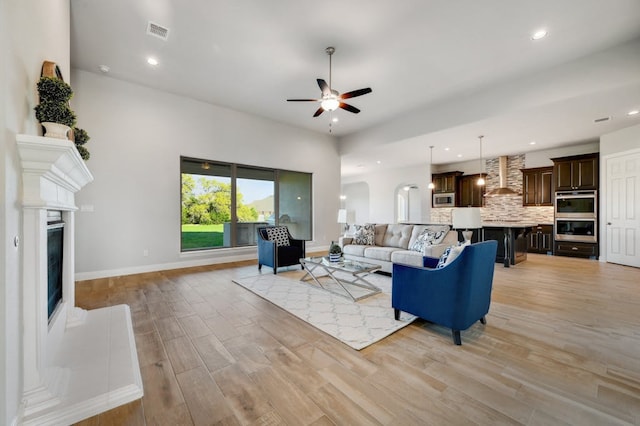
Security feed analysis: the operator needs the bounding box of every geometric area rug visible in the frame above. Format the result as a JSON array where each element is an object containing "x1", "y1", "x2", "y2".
[{"x1": 232, "y1": 270, "x2": 417, "y2": 350}]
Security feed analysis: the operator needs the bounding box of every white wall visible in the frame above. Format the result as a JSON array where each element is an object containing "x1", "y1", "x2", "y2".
[
  {"x1": 600, "y1": 123, "x2": 640, "y2": 157},
  {"x1": 341, "y1": 182, "x2": 370, "y2": 225},
  {"x1": 71, "y1": 70, "x2": 340, "y2": 279},
  {"x1": 1, "y1": 1, "x2": 70, "y2": 424},
  {"x1": 341, "y1": 163, "x2": 430, "y2": 224}
]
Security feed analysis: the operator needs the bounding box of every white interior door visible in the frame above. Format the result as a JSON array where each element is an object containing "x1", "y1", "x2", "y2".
[{"x1": 606, "y1": 150, "x2": 640, "y2": 267}]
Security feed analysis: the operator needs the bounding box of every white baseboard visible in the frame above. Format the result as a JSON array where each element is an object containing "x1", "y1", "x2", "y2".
[{"x1": 75, "y1": 244, "x2": 331, "y2": 281}]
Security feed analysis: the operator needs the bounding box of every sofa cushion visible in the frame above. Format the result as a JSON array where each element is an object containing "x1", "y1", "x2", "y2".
[
  {"x1": 374, "y1": 224, "x2": 388, "y2": 246},
  {"x1": 353, "y1": 224, "x2": 375, "y2": 245},
  {"x1": 409, "y1": 225, "x2": 450, "y2": 253},
  {"x1": 391, "y1": 250, "x2": 424, "y2": 267},
  {"x1": 342, "y1": 244, "x2": 367, "y2": 257},
  {"x1": 381, "y1": 224, "x2": 413, "y2": 249},
  {"x1": 363, "y1": 246, "x2": 398, "y2": 262}
]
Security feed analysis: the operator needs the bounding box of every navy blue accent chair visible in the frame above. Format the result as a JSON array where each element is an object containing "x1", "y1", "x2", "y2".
[
  {"x1": 392, "y1": 240, "x2": 498, "y2": 345},
  {"x1": 257, "y1": 226, "x2": 305, "y2": 274}
]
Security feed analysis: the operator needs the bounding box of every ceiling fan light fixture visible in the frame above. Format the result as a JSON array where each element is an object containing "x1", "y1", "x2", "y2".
[{"x1": 321, "y1": 97, "x2": 340, "y2": 111}]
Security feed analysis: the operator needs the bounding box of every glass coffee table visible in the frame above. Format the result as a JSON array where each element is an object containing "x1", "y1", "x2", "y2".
[{"x1": 299, "y1": 256, "x2": 382, "y2": 301}]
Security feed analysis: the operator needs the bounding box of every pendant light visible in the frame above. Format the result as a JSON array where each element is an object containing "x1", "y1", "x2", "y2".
[
  {"x1": 428, "y1": 145, "x2": 435, "y2": 189},
  {"x1": 476, "y1": 136, "x2": 485, "y2": 186}
]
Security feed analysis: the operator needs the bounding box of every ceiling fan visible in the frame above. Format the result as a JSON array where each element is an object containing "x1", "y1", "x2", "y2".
[{"x1": 287, "y1": 46, "x2": 372, "y2": 117}]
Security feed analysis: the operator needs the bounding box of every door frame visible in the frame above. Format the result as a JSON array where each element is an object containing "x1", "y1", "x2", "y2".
[{"x1": 600, "y1": 147, "x2": 640, "y2": 265}]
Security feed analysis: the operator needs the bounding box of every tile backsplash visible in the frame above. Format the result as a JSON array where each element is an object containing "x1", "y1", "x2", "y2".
[{"x1": 430, "y1": 154, "x2": 554, "y2": 225}]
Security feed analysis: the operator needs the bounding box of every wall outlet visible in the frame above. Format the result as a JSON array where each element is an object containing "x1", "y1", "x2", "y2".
[{"x1": 143, "y1": 249, "x2": 149, "y2": 257}]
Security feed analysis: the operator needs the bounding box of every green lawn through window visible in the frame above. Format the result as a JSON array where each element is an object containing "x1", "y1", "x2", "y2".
[{"x1": 181, "y1": 224, "x2": 224, "y2": 250}]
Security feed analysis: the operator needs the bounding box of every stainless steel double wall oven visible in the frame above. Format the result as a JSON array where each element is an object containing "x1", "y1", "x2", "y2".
[{"x1": 554, "y1": 190, "x2": 597, "y2": 243}]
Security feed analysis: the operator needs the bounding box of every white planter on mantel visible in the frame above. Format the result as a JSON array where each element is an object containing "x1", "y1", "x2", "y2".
[
  {"x1": 40, "y1": 122, "x2": 71, "y2": 139},
  {"x1": 16, "y1": 134, "x2": 143, "y2": 426}
]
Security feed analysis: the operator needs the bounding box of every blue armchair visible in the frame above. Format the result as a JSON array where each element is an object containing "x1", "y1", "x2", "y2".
[
  {"x1": 257, "y1": 226, "x2": 305, "y2": 274},
  {"x1": 392, "y1": 240, "x2": 498, "y2": 345}
]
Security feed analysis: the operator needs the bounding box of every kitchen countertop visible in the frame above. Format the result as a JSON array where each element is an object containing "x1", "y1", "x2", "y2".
[{"x1": 482, "y1": 222, "x2": 539, "y2": 228}]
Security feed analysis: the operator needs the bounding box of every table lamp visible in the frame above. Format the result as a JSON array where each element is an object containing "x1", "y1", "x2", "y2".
[{"x1": 452, "y1": 208, "x2": 482, "y2": 244}]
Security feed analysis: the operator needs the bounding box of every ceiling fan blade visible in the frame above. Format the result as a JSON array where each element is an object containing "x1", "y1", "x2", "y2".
[
  {"x1": 313, "y1": 107, "x2": 325, "y2": 117},
  {"x1": 339, "y1": 103, "x2": 361, "y2": 114},
  {"x1": 340, "y1": 87, "x2": 372, "y2": 100},
  {"x1": 317, "y1": 79, "x2": 330, "y2": 96},
  {"x1": 287, "y1": 98, "x2": 321, "y2": 102}
]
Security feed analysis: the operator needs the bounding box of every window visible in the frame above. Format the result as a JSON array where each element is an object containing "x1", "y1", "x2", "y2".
[{"x1": 180, "y1": 157, "x2": 312, "y2": 251}]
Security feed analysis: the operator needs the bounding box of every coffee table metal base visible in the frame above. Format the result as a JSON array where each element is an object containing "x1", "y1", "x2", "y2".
[{"x1": 299, "y1": 258, "x2": 381, "y2": 301}]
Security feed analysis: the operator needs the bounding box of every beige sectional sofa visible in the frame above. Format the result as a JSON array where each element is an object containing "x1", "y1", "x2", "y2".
[{"x1": 339, "y1": 223, "x2": 459, "y2": 274}]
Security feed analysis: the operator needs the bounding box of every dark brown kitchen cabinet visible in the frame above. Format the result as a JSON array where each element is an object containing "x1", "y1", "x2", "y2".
[
  {"x1": 431, "y1": 171, "x2": 462, "y2": 193},
  {"x1": 528, "y1": 224, "x2": 553, "y2": 254},
  {"x1": 551, "y1": 153, "x2": 598, "y2": 191},
  {"x1": 521, "y1": 167, "x2": 553, "y2": 206},
  {"x1": 554, "y1": 241, "x2": 598, "y2": 259},
  {"x1": 458, "y1": 174, "x2": 485, "y2": 207}
]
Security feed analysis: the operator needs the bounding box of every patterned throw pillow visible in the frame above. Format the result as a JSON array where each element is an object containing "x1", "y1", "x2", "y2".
[
  {"x1": 436, "y1": 243, "x2": 465, "y2": 269},
  {"x1": 353, "y1": 224, "x2": 375, "y2": 245},
  {"x1": 410, "y1": 228, "x2": 448, "y2": 253},
  {"x1": 266, "y1": 226, "x2": 290, "y2": 247}
]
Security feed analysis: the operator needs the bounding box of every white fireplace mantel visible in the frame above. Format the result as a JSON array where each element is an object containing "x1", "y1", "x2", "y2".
[
  {"x1": 16, "y1": 134, "x2": 143, "y2": 425},
  {"x1": 17, "y1": 133, "x2": 93, "y2": 210}
]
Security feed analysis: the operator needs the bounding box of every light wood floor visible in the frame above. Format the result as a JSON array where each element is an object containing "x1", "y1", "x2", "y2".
[{"x1": 73, "y1": 254, "x2": 640, "y2": 425}]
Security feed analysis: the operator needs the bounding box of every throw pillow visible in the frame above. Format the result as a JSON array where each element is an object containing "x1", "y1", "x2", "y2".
[
  {"x1": 410, "y1": 228, "x2": 448, "y2": 253},
  {"x1": 436, "y1": 243, "x2": 465, "y2": 269},
  {"x1": 353, "y1": 224, "x2": 375, "y2": 245},
  {"x1": 266, "y1": 227, "x2": 290, "y2": 247},
  {"x1": 344, "y1": 224, "x2": 358, "y2": 238}
]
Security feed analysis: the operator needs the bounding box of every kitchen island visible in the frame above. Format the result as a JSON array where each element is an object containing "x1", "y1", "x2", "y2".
[{"x1": 481, "y1": 222, "x2": 537, "y2": 267}]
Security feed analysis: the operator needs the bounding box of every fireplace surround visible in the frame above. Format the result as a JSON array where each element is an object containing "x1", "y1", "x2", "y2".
[{"x1": 17, "y1": 134, "x2": 143, "y2": 425}]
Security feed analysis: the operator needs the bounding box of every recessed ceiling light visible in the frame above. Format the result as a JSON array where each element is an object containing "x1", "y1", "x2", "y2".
[
  {"x1": 531, "y1": 29, "x2": 548, "y2": 40},
  {"x1": 529, "y1": 141, "x2": 536, "y2": 145},
  {"x1": 332, "y1": 117, "x2": 339, "y2": 123},
  {"x1": 376, "y1": 160, "x2": 381, "y2": 164},
  {"x1": 628, "y1": 110, "x2": 639, "y2": 116},
  {"x1": 444, "y1": 147, "x2": 450, "y2": 151},
  {"x1": 98, "y1": 64, "x2": 110, "y2": 73},
  {"x1": 457, "y1": 154, "x2": 462, "y2": 158},
  {"x1": 147, "y1": 57, "x2": 159, "y2": 66}
]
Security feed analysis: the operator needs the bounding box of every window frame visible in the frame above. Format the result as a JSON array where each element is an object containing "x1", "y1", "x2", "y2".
[{"x1": 180, "y1": 156, "x2": 312, "y2": 252}]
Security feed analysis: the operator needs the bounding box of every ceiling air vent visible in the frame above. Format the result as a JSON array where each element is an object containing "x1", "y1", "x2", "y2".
[
  {"x1": 594, "y1": 116, "x2": 611, "y2": 123},
  {"x1": 146, "y1": 21, "x2": 170, "y2": 41}
]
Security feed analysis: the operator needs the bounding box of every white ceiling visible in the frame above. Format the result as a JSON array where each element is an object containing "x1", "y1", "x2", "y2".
[{"x1": 70, "y1": 0, "x2": 640, "y2": 176}]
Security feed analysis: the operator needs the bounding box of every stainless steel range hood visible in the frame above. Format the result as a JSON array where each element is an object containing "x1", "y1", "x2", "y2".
[{"x1": 484, "y1": 156, "x2": 521, "y2": 197}]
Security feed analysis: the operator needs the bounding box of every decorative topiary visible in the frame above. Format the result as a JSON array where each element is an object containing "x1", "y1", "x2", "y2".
[
  {"x1": 73, "y1": 127, "x2": 90, "y2": 145},
  {"x1": 34, "y1": 100, "x2": 77, "y2": 127},
  {"x1": 34, "y1": 71, "x2": 91, "y2": 156},
  {"x1": 36, "y1": 76, "x2": 73, "y2": 103},
  {"x1": 75, "y1": 145, "x2": 90, "y2": 161},
  {"x1": 72, "y1": 128, "x2": 91, "y2": 161},
  {"x1": 34, "y1": 76, "x2": 77, "y2": 134},
  {"x1": 329, "y1": 241, "x2": 342, "y2": 255}
]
